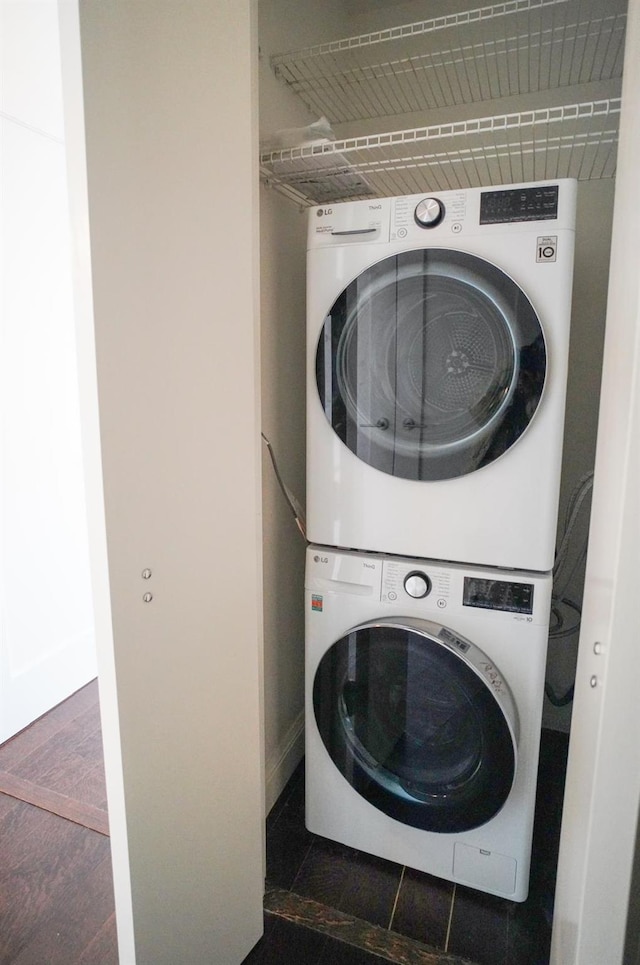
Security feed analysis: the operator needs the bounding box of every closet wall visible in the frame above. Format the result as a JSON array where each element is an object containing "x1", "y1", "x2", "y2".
[
  {"x1": 259, "y1": 0, "x2": 350, "y2": 810},
  {"x1": 259, "y1": 0, "x2": 622, "y2": 796}
]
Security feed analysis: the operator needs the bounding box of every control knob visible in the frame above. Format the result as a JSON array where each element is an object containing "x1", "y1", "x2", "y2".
[
  {"x1": 404, "y1": 571, "x2": 432, "y2": 599},
  {"x1": 414, "y1": 197, "x2": 445, "y2": 228}
]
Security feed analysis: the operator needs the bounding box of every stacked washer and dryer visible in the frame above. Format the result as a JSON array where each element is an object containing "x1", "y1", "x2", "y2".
[{"x1": 304, "y1": 180, "x2": 576, "y2": 901}]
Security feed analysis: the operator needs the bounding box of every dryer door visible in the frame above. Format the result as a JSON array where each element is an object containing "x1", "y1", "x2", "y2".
[
  {"x1": 315, "y1": 248, "x2": 545, "y2": 480},
  {"x1": 313, "y1": 618, "x2": 518, "y2": 833}
]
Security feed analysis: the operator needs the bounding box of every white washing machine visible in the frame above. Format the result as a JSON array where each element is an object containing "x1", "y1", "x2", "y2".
[
  {"x1": 305, "y1": 545, "x2": 552, "y2": 902},
  {"x1": 307, "y1": 180, "x2": 576, "y2": 572}
]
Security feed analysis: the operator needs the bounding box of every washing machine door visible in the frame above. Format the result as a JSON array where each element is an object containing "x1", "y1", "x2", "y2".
[
  {"x1": 315, "y1": 248, "x2": 545, "y2": 480},
  {"x1": 313, "y1": 617, "x2": 518, "y2": 833}
]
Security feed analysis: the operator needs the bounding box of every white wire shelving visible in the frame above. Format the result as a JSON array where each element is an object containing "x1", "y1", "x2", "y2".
[
  {"x1": 260, "y1": 98, "x2": 621, "y2": 206},
  {"x1": 262, "y1": 0, "x2": 626, "y2": 206},
  {"x1": 270, "y1": 0, "x2": 627, "y2": 121}
]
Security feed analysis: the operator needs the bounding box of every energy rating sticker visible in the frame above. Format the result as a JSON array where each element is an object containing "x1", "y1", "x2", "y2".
[
  {"x1": 536, "y1": 235, "x2": 557, "y2": 262},
  {"x1": 311, "y1": 594, "x2": 323, "y2": 612}
]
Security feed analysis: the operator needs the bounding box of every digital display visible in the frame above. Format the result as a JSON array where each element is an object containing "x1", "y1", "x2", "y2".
[
  {"x1": 480, "y1": 185, "x2": 559, "y2": 224},
  {"x1": 463, "y1": 577, "x2": 534, "y2": 614}
]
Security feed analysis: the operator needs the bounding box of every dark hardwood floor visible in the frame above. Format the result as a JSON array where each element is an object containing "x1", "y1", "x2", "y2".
[
  {"x1": 0, "y1": 683, "x2": 568, "y2": 965},
  {"x1": 0, "y1": 680, "x2": 117, "y2": 965}
]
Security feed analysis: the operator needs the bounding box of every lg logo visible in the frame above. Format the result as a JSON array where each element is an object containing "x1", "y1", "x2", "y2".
[
  {"x1": 314, "y1": 555, "x2": 329, "y2": 563},
  {"x1": 317, "y1": 208, "x2": 333, "y2": 217}
]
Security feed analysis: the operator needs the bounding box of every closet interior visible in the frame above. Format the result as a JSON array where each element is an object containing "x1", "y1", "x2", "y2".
[
  {"x1": 256, "y1": 0, "x2": 628, "y2": 959},
  {"x1": 258, "y1": 0, "x2": 627, "y2": 860}
]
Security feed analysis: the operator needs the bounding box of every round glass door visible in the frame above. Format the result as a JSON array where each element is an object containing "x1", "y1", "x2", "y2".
[
  {"x1": 315, "y1": 249, "x2": 545, "y2": 480},
  {"x1": 313, "y1": 620, "x2": 517, "y2": 833}
]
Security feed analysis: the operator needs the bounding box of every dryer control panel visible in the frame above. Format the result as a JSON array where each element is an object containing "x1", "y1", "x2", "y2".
[
  {"x1": 390, "y1": 191, "x2": 468, "y2": 241},
  {"x1": 307, "y1": 180, "x2": 576, "y2": 249},
  {"x1": 479, "y1": 185, "x2": 559, "y2": 224}
]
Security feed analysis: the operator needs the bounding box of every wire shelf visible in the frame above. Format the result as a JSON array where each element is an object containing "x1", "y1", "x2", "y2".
[
  {"x1": 271, "y1": 0, "x2": 627, "y2": 122},
  {"x1": 260, "y1": 99, "x2": 620, "y2": 205}
]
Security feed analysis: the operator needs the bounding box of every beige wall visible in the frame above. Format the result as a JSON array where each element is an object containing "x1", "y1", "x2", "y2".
[
  {"x1": 259, "y1": 188, "x2": 307, "y2": 809},
  {"x1": 258, "y1": 0, "x2": 350, "y2": 809},
  {"x1": 67, "y1": 2, "x2": 264, "y2": 961}
]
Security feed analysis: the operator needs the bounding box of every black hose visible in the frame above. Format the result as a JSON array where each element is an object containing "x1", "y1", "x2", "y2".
[{"x1": 545, "y1": 681, "x2": 575, "y2": 707}]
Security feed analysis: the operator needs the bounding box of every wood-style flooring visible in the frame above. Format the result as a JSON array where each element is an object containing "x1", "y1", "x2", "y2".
[
  {"x1": 0, "y1": 680, "x2": 117, "y2": 965},
  {"x1": 0, "y1": 683, "x2": 568, "y2": 965}
]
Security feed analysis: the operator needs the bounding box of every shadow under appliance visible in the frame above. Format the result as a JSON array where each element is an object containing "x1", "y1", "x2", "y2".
[
  {"x1": 307, "y1": 180, "x2": 576, "y2": 571},
  {"x1": 305, "y1": 546, "x2": 552, "y2": 901}
]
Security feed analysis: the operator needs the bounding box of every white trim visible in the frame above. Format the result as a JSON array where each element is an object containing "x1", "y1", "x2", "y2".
[
  {"x1": 56, "y1": 2, "x2": 135, "y2": 961},
  {"x1": 551, "y1": 0, "x2": 640, "y2": 961},
  {"x1": 265, "y1": 711, "x2": 305, "y2": 814}
]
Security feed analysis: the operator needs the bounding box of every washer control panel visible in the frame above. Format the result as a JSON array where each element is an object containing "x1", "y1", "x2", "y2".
[
  {"x1": 380, "y1": 557, "x2": 538, "y2": 621},
  {"x1": 463, "y1": 576, "x2": 534, "y2": 614},
  {"x1": 306, "y1": 547, "x2": 552, "y2": 627},
  {"x1": 382, "y1": 559, "x2": 452, "y2": 608}
]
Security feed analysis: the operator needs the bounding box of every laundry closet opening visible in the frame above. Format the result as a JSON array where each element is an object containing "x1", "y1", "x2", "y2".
[{"x1": 257, "y1": 0, "x2": 623, "y2": 960}]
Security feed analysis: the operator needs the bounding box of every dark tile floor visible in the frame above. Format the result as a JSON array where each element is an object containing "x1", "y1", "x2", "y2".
[{"x1": 245, "y1": 729, "x2": 569, "y2": 965}]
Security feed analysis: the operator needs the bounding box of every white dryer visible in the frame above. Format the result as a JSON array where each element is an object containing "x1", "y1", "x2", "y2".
[
  {"x1": 305, "y1": 545, "x2": 552, "y2": 902},
  {"x1": 307, "y1": 180, "x2": 576, "y2": 571}
]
